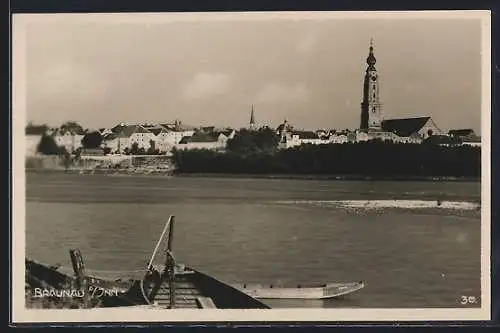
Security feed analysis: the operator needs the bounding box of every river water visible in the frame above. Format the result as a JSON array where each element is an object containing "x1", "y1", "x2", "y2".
[{"x1": 25, "y1": 173, "x2": 482, "y2": 308}]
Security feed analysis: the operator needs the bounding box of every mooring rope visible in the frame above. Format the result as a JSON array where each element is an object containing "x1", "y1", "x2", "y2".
[
  {"x1": 85, "y1": 269, "x2": 147, "y2": 274},
  {"x1": 140, "y1": 272, "x2": 153, "y2": 306}
]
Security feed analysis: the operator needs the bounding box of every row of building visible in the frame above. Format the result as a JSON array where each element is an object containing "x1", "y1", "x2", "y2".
[
  {"x1": 277, "y1": 39, "x2": 480, "y2": 150},
  {"x1": 25, "y1": 116, "x2": 480, "y2": 157},
  {"x1": 25, "y1": 40, "x2": 480, "y2": 157},
  {"x1": 25, "y1": 121, "x2": 237, "y2": 156},
  {"x1": 275, "y1": 119, "x2": 480, "y2": 149}
]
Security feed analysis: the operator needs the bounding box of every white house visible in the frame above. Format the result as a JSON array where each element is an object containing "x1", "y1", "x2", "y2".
[
  {"x1": 329, "y1": 134, "x2": 349, "y2": 144},
  {"x1": 53, "y1": 129, "x2": 85, "y2": 153},
  {"x1": 103, "y1": 124, "x2": 156, "y2": 153},
  {"x1": 154, "y1": 127, "x2": 195, "y2": 152},
  {"x1": 175, "y1": 130, "x2": 229, "y2": 151},
  {"x1": 26, "y1": 135, "x2": 42, "y2": 156},
  {"x1": 351, "y1": 129, "x2": 422, "y2": 144},
  {"x1": 212, "y1": 129, "x2": 236, "y2": 146},
  {"x1": 294, "y1": 131, "x2": 328, "y2": 145},
  {"x1": 277, "y1": 120, "x2": 339, "y2": 149},
  {"x1": 462, "y1": 141, "x2": 481, "y2": 147},
  {"x1": 125, "y1": 125, "x2": 156, "y2": 150},
  {"x1": 102, "y1": 133, "x2": 128, "y2": 153},
  {"x1": 448, "y1": 129, "x2": 481, "y2": 148},
  {"x1": 159, "y1": 121, "x2": 196, "y2": 144}
]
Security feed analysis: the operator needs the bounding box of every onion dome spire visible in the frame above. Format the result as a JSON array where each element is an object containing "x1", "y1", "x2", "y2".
[{"x1": 366, "y1": 38, "x2": 377, "y2": 68}]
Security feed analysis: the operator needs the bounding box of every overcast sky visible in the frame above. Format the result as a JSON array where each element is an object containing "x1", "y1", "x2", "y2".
[{"x1": 17, "y1": 12, "x2": 484, "y2": 133}]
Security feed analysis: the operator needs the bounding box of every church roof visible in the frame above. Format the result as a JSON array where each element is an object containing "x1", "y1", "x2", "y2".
[{"x1": 381, "y1": 117, "x2": 431, "y2": 137}]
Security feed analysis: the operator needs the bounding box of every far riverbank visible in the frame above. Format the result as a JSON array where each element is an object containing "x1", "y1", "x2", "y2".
[
  {"x1": 24, "y1": 168, "x2": 480, "y2": 182},
  {"x1": 172, "y1": 172, "x2": 481, "y2": 182}
]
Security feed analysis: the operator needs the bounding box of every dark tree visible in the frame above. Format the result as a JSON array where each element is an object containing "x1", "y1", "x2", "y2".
[
  {"x1": 60, "y1": 121, "x2": 84, "y2": 134},
  {"x1": 37, "y1": 134, "x2": 60, "y2": 155},
  {"x1": 130, "y1": 142, "x2": 139, "y2": 155},
  {"x1": 74, "y1": 147, "x2": 83, "y2": 159},
  {"x1": 254, "y1": 127, "x2": 279, "y2": 152},
  {"x1": 26, "y1": 123, "x2": 49, "y2": 135},
  {"x1": 227, "y1": 127, "x2": 279, "y2": 155},
  {"x1": 171, "y1": 141, "x2": 480, "y2": 178},
  {"x1": 147, "y1": 140, "x2": 159, "y2": 155},
  {"x1": 81, "y1": 131, "x2": 103, "y2": 149},
  {"x1": 226, "y1": 129, "x2": 255, "y2": 154}
]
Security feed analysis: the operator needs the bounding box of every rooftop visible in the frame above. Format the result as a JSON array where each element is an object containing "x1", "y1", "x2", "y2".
[{"x1": 381, "y1": 117, "x2": 432, "y2": 137}]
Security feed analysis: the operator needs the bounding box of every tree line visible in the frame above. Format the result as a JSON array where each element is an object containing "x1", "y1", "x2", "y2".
[
  {"x1": 32, "y1": 124, "x2": 481, "y2": 178},
  {"x1": 172, "y1": 128, "x2": 480, "y2": 178},
  {"x1": 36, "y1": 131, "x2": 104, "y2": 155}
]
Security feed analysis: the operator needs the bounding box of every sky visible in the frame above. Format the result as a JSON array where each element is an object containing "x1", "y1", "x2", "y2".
[{"x1": 17, "y1": 12, "x2": 485, "y2": 133}]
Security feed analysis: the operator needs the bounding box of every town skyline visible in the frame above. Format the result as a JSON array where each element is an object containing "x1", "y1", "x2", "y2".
[{"x1": 20, "y1": 13, "x2": 483, "y2": 134}]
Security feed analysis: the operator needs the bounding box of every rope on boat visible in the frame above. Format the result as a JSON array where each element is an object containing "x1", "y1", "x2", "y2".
[
  {"x1": 140, "y1": 217, "x2": 174, "y2": 306},
  {"x1": 140, "y1": 272, "x2": 153, "y2": 306},
  {"x1": 148, "y1": 217, "x2": 172, "y2": 270}
]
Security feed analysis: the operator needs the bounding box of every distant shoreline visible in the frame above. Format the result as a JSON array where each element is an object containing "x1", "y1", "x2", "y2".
[
  {"x1": 173, "y1": 173, "x2": 481, "y2": 182},
  {"x1": 24, "y1": 168, "x2": 480, "y2": 182}
]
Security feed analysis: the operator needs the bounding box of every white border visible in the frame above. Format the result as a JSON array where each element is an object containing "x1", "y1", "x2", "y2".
[{"x1": 11, "y1": 10, "x2": 491, "y2": 323}]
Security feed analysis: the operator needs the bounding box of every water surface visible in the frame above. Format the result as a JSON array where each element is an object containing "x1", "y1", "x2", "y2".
[{"x1": 25, "y1": 173, "x2": 482, "y2": 308}]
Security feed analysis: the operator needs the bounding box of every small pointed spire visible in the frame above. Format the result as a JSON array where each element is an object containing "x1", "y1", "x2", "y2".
[{"x1": 249, "y1": 104, "x2": 255, "y2": 129}]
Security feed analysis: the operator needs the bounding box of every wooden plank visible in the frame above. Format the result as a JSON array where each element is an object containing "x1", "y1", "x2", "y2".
[
  {"x1": 156, "y1": 303, "x2": 198, "y2": 308},
  {"x1": 156, "y1": 290, "x2": 202, "y2": 296},
  {"x1": 196, "y1": 297, "x2": 217, "y2": 309},
  {"x1": 156, "y1": 297, "x2": 198, "y2": 303},
  {"x1": 158, "y1": 303, "x2": 199, "y2": 309},
  {"x1": 155, "y1": 294, "x2": 197, "y2": 299}
]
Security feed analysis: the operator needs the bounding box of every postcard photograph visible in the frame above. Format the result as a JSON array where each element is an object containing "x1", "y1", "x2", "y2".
[{"x1": 12, "y1": 10, "x2": 491, "y2": 323}]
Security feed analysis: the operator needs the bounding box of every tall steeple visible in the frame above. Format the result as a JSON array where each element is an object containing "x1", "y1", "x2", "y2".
[
  {"x1": 360, "y1": 38, "x2": 383, "y2": 131},
  {"x1": 249, "y1": 104, "x2": 256, "y2": 130}
]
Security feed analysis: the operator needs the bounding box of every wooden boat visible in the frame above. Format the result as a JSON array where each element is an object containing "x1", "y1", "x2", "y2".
[
  {"x1": 26, "y1": 215, "x2": 365, "y2": 307},
  {"x1": 25, "y1": 216, "x2": 270, "y2": 309},
  {"x1": 230, "y1": 282, "x2": 365, "y2": 300}
]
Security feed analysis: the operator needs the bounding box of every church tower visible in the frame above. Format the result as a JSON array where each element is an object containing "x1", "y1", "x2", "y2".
[{"x1": 360, "y1": 39, "x2": 383, "y2": 131}]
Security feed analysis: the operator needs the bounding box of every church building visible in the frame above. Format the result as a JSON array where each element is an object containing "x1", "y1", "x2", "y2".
[{"x1": 359, "y1": 39, "x2": 441, "y2": 142}]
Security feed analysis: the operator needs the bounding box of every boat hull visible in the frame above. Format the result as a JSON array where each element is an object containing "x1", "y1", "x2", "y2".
[
  {"x1": 232, "y1": 282, "x2": 365, "y2": 300},
  {"x1": 25, "y1": 258, "x2": 270, "y2": 309}
]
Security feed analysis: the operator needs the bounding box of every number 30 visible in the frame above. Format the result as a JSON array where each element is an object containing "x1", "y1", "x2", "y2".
[{"x1": 460, "y1": 296, "x2": 477, "y2": 304}]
